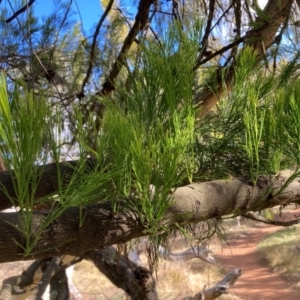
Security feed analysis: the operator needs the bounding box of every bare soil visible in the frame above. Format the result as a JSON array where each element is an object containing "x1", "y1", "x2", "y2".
[{"x1": 216, "y1": 211, "x2": 300, "y2": 300}]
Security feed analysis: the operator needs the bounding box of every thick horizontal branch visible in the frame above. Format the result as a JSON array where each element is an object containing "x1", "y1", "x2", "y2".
[
  {"x1": 0, "y1": 169, "x2": 300, "y2": 262},
  {"x1": 0, "y1": 158, "x2": 97, "y2": 211},
  {"x1": 0, "y1": 203, "x2": 144, "y2": 263}
]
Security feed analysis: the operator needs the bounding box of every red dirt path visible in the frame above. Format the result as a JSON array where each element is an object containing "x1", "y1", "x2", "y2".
[{"x1": 217, "y1": 212, "x2": 300, "y2": 300}]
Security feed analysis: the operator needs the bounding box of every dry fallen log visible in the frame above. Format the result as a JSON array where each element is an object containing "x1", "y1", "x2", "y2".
[{"x1": 183, "y1": 268, "x2": 242, "y2": 300}]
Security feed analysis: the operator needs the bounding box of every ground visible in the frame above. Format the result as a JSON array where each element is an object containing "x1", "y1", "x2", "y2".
[{"x1": 216, "y1": 208, "x2": 300, "y2": 300}]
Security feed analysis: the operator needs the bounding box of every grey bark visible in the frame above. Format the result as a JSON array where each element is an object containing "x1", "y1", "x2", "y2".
[
  {"x1": 0, "y1": 169, "x2": 300, "y2": 262},
  {"x1": 183, "y1": 268, "x2": 242, "y2": 300}
]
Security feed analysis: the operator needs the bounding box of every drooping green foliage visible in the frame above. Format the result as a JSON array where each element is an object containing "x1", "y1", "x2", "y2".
[
  {"x1": 195, "y1": 47, "x2": 300, "y2": 183},
  {"x1": 1, "y1": 8, "x2": 300, "y2": 256}
]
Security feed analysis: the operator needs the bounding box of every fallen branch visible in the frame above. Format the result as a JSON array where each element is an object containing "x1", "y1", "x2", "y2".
[
  {"x1": 0, "y1": 256, "x2": 81, "y2": 299},
  {"x1": 182, "y1": 268, "x2": 241, "y2": 300},
  {"x1": 36, "y1": 256, "x2": 62, "y2": 299}
]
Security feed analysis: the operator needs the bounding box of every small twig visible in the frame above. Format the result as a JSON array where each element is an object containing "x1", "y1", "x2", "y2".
[
  {"x1": 79, "y1": 0, "x2": 115, "y2": 98},
  {"x1": 115, "y1": 8, "x2": 132, "y2": 29},
  {"x1": 51, "y1": 0, "x2": 73, "y2": 61},
  {"x1": 198, "y1": 0, "x2": 216, "y2": 62},
  {"x1": 149, "y1": 9, "x2": 173, "y2": 16},
  {"x1": 5, "y1": 0, "x2": 35, "y2": 23},
  {"x1": 209, "y1": 3, "x2": 233, "y2": 36},
  {"x1": 194, "y1": 34, "x2": 246, "y2": 70},
  {"x1": 243, "y1": 211, "x2": 300, "y2": 226},
  {"x1": 149, "y1": 26, "x2": 162, "y2": 46},
  {"x1": 244, "y1": 0, "x2": 254, "y2": 23}
]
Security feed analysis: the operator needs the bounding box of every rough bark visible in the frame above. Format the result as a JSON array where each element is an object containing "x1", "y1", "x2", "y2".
[
  {"x1": 0, "y1": 159, "x2": 96, "y2": 211},
  {"x1": 0, "y1": 169, "x2": 300, "y2": 262},
  {"x1": 0, "y1": 246, "x2": 239, "y2": 300},
  {"x1": 84, "y1": 247, "x2": 159, "y2": 300},
  {"x1": 0, "y1": 203, "x2": 143, "y2": 263},
  {"x1": 183, "y1": 268, "x2": 242, "y2": 300}
]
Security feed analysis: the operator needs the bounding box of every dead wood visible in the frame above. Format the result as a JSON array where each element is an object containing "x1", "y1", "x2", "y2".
[{"x1": 182, "y1": 268, "x2": 242, "y2": 300}]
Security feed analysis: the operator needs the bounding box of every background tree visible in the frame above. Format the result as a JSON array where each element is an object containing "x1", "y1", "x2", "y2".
[{"x1": 0, "y1": 0, "x2": 300, "y2": 299}]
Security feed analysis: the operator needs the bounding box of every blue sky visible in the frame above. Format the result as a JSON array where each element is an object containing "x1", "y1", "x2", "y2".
[
  {"x1": 10, "y1": 0, "x2": 269, "y2": 34},
  {"x1": 34, "y1": 0, "x2": 103, "y2": 31}
]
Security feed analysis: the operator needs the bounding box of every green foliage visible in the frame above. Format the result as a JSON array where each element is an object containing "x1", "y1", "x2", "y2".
[
  {"x1": 2, "y1": 9, "x2": 300, "y2": 256},
  {"x1": 0, "y1": 75, "x2": 115, "y2": 255},
  {"x1": 0, "y1": 76, "x2": 49, "y2": 207},
  {"x1": 100, "y1": 24, "x2": 198, "y2": 229},
  {"x1": 195, "y1": 48, "x2": 300, "y2": 183}
]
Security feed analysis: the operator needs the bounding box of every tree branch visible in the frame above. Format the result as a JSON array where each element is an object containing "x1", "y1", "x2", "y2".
[
  {"x1": 5, "y1": 0, "x2": 35, "y2": 23},
  {"x1": 197, "y1": 0, "x2": 216, "y2": 62},
  {"x1": 195, "y1": 0, "x2": 293, "y2": 117},
  {"x1": 1, "y1": 169, "x2": 300, "y2": 262},
  {"x1": 96, "y1": 0, "x2": 153, "y2": 96},
  {"x1": 79, "y1": 0, "x2": 115, "y2": 99},
  {"x1": 0, "y1": 158, "x2": 97, "y2": 211},
  {"x1": 242, "y1": 211, "x2": 300, "y2": 226},
  {"x1": 84, "y1": 247, "x2": 159, "y2": 300}
]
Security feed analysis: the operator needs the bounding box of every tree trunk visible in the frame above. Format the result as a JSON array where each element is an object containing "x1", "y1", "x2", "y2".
[{"x1": 84, "y1": 247, "x2": 159, "y2": 300}]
